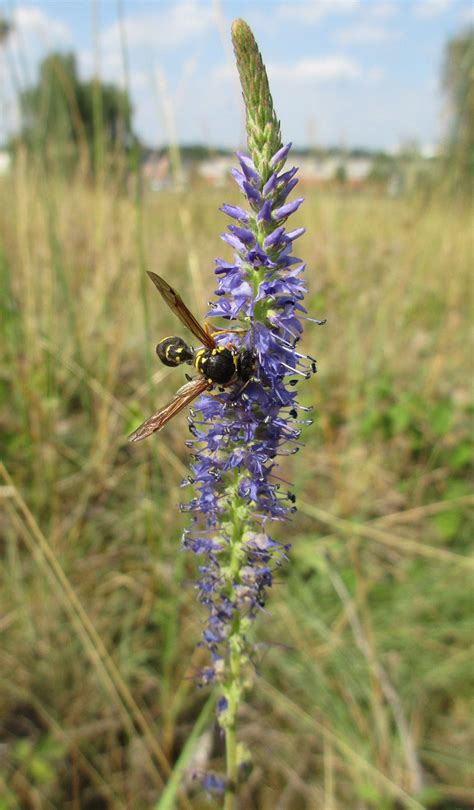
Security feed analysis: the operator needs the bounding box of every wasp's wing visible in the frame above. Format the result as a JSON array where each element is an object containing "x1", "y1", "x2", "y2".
[
  {"x1": 147, "y1": 271, "x2": 215, "y2": 350},
  {"x1": 128, "y1": 377, "x2": 209, "y2": 442}
]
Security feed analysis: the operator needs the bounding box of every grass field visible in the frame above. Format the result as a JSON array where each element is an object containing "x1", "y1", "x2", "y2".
[{"x1": 0, "y1": 161, "x2": 473, "y2": 809}]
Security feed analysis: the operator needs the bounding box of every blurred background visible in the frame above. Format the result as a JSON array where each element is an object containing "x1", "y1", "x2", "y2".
[{"x1": 0, "y1": 1, "x2": 472, "y2": 808}]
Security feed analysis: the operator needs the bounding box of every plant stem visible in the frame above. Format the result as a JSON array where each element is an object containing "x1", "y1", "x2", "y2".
[
  {"x1": 223, "y1": 482, "x2": 247, "y2": 808},
  {"x1": 224, "y1": 722, "x2": 237, "y2": 810}
]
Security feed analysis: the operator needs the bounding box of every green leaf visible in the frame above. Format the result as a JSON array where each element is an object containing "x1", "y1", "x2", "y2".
[
  {"x1": 29, "y1": 756, "x2": 56, "y2": 785},
  {"x1": 433, "y1": 509, "x2": 463, "y2": 540},
  {"x1": 450, "y1": 441, "x2": 473, "y2": 470},
  {"x1": 431, "y1": 401, "x2": 454, "y2": 436}
]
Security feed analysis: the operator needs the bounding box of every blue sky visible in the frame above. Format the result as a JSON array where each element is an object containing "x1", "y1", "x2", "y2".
[{"x1": 1, "y1": 0, "x2": 472, "y2": 151}]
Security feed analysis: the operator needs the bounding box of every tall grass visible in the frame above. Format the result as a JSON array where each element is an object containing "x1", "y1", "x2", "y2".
[{"x1": 0, "y1": 156, "x2": 472, "y2": 809}]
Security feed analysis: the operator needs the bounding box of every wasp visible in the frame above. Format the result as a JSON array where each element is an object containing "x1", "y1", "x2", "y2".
[{"x1": 128, "y1": 272, "x2": 254, "y2": 442}]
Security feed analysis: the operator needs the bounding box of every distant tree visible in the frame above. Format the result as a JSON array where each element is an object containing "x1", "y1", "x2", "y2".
[
  {"x1": 0, "y1": 18, "x2": 11, "y2": 43},
  {"x1": 20, "y1": 53, "x2": 77, "y2": 150},
  {"x1": 16, "y1": 51, "x2": 138, "y2": 170},
  {"x1": 367, "y1": 152, "x2": 397, "y2": 187},
  {"x1": 397, "y1": 138, "x2": 421, "y2": 161},
  {"x1": 442, "y1": 27, "x2": 474, "y2": 194},
  {"x1": 334, "y1": 163, "x2": 347, "y2": 185},
  {"x1": 77, "y1": 76, "x2": 134, "y2": 153}
]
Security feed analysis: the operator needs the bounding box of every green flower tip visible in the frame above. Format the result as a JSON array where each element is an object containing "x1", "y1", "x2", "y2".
[{"x1": 231, "y1": 18, "x2": 282, "y2": 179}]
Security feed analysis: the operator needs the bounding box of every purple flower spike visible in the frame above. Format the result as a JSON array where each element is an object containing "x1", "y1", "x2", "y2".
[{"x1": 183, "y1": 142, "x2": 321, "y2": 683}]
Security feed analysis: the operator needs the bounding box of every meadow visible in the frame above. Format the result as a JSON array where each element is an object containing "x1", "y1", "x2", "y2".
[{"x1": 0, "y1": 159, "x2": 472, "y2": 809}]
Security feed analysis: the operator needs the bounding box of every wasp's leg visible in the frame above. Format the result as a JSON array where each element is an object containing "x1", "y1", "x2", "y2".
[
  {"x1": 204, "y1": 320, "x2": 247, "y2": 338},
  {"x1": 225, "y1": 378, "x2": 252, "y2": 404},
  {"x1": 211, "y1": 328, "x2": 247, "y2": 337}
]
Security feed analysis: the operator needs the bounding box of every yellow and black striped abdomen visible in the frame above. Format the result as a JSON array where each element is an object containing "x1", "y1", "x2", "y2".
[{"x1": 156, "y1": 337, "x2": 194, "y2": 367}]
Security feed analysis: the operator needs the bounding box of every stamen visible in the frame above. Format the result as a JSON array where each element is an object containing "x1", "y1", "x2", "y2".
[
  {"x1": 279, "y1": 362, "x2": 310, "y2": 378},
  {"x1": 300, "y1": 316, "x2": 327, "y2": 325}
]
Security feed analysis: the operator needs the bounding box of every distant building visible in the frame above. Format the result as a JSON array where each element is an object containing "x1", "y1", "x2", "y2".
[
  {"x1": 139, "y1": 146, "x2": 433, "y2": 194},
  {"x1": 197, "y1": 157, "x2": 235, "y2": 187},
  {"x1": 296, "y1": 155, "x2": 372, "y2": 186},
  {"x1": 197, "y1": 154, "x2": 373, "y2": 188},
  {"x1": 141, "y1": 152, "x2": 173, "y2": 191}
]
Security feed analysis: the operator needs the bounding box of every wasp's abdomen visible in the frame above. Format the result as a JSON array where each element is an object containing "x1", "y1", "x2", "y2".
[
  {"x1": 156, "y1": 337, "x2": 194, "y2": 367},
  {"x1": 196, "y1": 347, "x2": 236, "y2": 385}
]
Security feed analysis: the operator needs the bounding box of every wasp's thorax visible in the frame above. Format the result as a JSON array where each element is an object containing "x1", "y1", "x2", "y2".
[
  {"x1": 195, "y1": 346, "x2": 237, "y2": 385},
  {"x1": 195, "y1": 346, "x2": 255, "y2": 386}
]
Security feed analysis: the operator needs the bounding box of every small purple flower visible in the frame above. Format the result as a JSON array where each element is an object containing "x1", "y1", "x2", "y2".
[
  {"x1": 181, "y1": 142, "x2": 321, "y2": 681},
  {"x1": 195, "y1": 772, "x2": 227, "y2": 795}
]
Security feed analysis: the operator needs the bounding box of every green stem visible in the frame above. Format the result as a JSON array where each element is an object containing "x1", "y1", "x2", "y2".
[
  {"x1": 224, "y1": 722, "x2": 237, "y2": 810},
  {"x1": 224, "y1": 616, "x2": 242, "y2": 806},
  {"x1": 220, "y1": 19, "x2": 281, "y2": 805},
  {"x1": 223, "y1": 481, "x2": 247, "y2": 808}
]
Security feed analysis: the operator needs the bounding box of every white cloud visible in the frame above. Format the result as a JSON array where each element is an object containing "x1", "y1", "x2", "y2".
[
  {"x1": 78, "y1": 1, "x2": 215, "y2": 92},
  {"x1": 102, "y1": 1, "x2": 216, "y2": 52},
  {"x1": 213, "y1": 53, "x2": 382, "y2": 85},
  {"x1": 278, "y1": 0, "x2": 360, "y2": 25},
  {"x1": 76, "y1": 1, "x2": 217, "y2": 94},
  {"x1": 268, "y1": 55, "x2": 362, "y2": 81},
  {"x1": 211, "y1": 63, "x2": 238, "y2": 82},
  {"x1": 366, "y1": 66, "x2": 385, "y2": 83},
  {"x1": 12, "y1": 5, "x2": 71, "y2": 43},
  {"x1": 277, "y1": 0, "x2": 402, "y2": 27},
  {"x1": 413, "y1": 0, "x2": 457, "y2": 19},
  {"x1": 370, "y1": 2, "x2": 400, "y2": 18},
  {"x1": 459, "y1": 3, "x2": 474, "y2": 23},
  {"x1": 2, "y1": 4, "x2": 72, "y2": 112},
  {"x1": 334, "y1": 23, "x2": 395, "y2": 43},
  {"x1": 79, "y1": 47, "x2": 122, "y2": 80}
]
